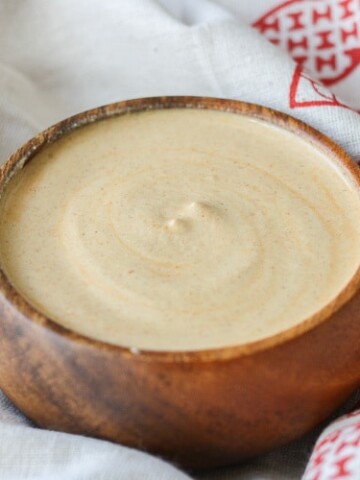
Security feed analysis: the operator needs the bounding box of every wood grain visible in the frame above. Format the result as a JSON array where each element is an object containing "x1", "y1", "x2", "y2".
[{"x1": 0, "y1": 97, "x2": 360, "y2": 469}]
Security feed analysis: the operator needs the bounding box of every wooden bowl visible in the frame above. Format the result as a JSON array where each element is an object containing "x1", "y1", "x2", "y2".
[{"x1": 0, "y1": 97, "x2": 360, "y2": 469}]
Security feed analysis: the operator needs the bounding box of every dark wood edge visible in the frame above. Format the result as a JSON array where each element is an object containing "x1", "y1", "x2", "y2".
[{"x1": 1, "y1": 95, "x2": 360, "y2": 363}]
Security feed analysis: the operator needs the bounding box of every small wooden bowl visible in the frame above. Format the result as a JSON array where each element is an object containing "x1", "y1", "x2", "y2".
[{"x1": 0, "y1": 97, "x2": 360, "y2": 469}]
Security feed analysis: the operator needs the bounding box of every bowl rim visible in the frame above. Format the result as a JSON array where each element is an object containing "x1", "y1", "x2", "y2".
[{"x1": 1, "y1": 95, "x2": 360, "y2": 363}]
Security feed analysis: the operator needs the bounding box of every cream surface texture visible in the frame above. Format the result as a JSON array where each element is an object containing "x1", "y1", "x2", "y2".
[{"x1": 1, "y1": 108, "x2": 360, "y2": 351}]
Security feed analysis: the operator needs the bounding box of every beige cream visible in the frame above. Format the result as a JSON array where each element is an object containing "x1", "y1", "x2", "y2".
[{"x1": 1, "y1": 108, "x2": 360, "y2": 351}]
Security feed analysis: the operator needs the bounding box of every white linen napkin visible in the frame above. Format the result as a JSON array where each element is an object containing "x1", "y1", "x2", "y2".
[{"x1": 0, "y1": 1, "x2": 359, "y2": 478}]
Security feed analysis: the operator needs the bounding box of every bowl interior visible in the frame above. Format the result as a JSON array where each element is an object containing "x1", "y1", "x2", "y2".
[{"x1": 1, "y1": 96, "x2": 360, "y2": 362}]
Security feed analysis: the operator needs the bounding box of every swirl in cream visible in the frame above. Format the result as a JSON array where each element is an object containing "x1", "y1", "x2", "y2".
[{"x1": 1, "y1": 109, "x2": 360, "y2": 351}]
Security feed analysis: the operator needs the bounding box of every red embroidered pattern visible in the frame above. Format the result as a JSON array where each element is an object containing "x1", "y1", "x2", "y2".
[
  {"x1": 303, "y1": 412, "x2": 360, "y2": 480},
  {"x1": 253, "y1": 0, "x2": 360, "y2": 86},
  {"x1": 289, "y1": 65, "x2": 352, "y2": 109},
  {"x1": 253, "y1": 0, "x2": 360, "y2": 112}
]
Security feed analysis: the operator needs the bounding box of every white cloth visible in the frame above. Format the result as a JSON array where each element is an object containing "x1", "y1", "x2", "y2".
[{"x1": 0, "y1": 1, "x2": 359, "y2": 478}]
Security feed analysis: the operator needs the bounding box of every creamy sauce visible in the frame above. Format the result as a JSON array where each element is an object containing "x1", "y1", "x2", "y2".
[{"x1": 1, "y1": 109, "x2": 360, "y2": 351}]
